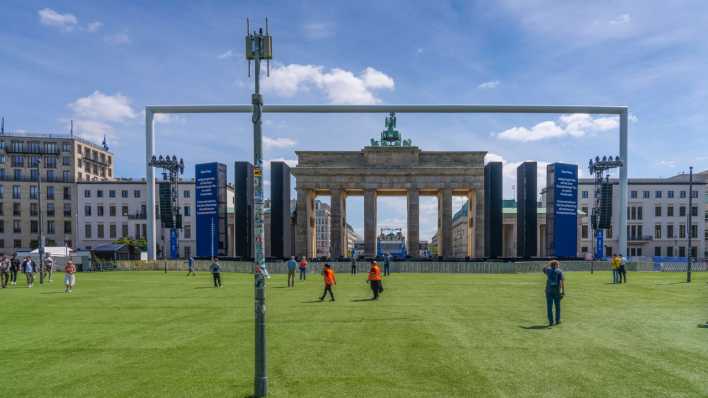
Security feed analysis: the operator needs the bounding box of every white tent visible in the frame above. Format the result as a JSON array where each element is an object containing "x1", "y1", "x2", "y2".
[{"x1": 29, "y1": 246, "x2": 72, "y2": 257}]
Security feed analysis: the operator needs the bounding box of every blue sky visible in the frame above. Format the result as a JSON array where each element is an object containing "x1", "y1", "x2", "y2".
[{"x1": 2, "y1": 1, "x2": 707, "y2": 240}]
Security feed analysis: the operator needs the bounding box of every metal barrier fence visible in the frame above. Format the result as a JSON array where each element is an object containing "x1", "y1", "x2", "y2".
[{"x1": 110, "y1": 259, "x2": 708, "y2": 274}]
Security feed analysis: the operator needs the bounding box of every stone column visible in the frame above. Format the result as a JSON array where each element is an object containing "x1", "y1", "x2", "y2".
[
  {"x1": 329, "y1": 188, "x2": 346, "y2": 258},
  {"x1": 439, "y1": 188, "x2": 453, "y2": 258},
  {"x1": 407, "y1": 189, "x2": 420, "y2": 257},
  {"x1": 364, "y1": 189, "x2": 377, "y2": 257},
  {"x1": 295, "y1": 189, "x2": 315, "y2": 258}
]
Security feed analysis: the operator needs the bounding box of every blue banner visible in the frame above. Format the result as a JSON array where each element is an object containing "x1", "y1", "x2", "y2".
[
  {"x1": 196, "y1": 163, "x2": 219, "y2": 257},
  {"x1": 595, "y1": 229, "x2": 604, "y2": 259},
  {"x1": 551, "y1": 163, "x2": 578, "y2": 257},
  {"x1": 170, "y1": 229, "x2": 178, "y2": 259}
]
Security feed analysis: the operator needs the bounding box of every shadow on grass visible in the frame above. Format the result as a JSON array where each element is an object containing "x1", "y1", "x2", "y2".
[
  {"x1": 520, "y1": 325, "x2": 551, "y2": 330},
  {"x1": 655, "y1": 281, "x2": 688, "y2": 286},
  {"x1": 40, "y1": 291, "x2": 66, "y2": 295},
  {"x1": 301, "y1": 299, "x2": 323, "y2": 303},
  {"x1": 271, "y1": 286, "x2": 287, "y2": 289},
  {"x1": 351, "y1": 298, "x2": 375, "y2": 302},
  {"x1": 194, "y1": 286, "x2": 218, "y2": 289}
]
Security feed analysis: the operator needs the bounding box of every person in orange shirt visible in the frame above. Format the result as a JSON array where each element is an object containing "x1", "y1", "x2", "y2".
[
  {"x1": 319, "y1": 263, "x2": 336, "y2": 302},
  {"x1": 64, "y1": 260, "x2": 77, "y2": 293},
  {"x1": 367, "y1": 260, "x2": 383, "y2": 300}
]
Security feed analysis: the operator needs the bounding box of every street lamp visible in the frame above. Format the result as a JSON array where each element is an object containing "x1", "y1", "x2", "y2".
[{"x1": 687, "y1": 166, "x2": 693, "y2": 283}]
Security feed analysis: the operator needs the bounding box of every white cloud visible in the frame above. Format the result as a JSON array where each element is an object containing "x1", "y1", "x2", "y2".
[
  {"x1": 658, "y1": 160, "x2": 677, "y2": 168},
  {"x1": 69, "y1": 91, "x2": 137, "y2": 122},
  {"x1": 263, "y1": 64, "x2": 395, "y2": 105},
  {"x1": 478, "y1": 80, "x2": 500, "y2": 89},
  {"x1": 497, "y1": 113, "x2": 618, "y2": 142},
  {"x1": 86, "y1": 21, "x2": 103, "y2": 32},
  {"x1": 263, "y1": 136, "x2": 296, "y2": 150},
  {"x1": 303, "y1": 23, "x2": 334, "y2": 39},
  {"x1": 105, "y1": 33, "x2": 130, "y2": 45},
  {"x1": 72, "y1": 120, "x2": 112, "y2": 143},
  {"x1": 609, "y1": 13, "x2": 631, "y2": 25},
  {"x1": 38, "y1": 8, "x2": 78, "y2": 31},
  {"x1": 218, "y1": 49, "x2": 235, "y2": 59}
]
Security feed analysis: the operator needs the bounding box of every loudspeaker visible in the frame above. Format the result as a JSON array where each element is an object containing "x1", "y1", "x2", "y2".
[
  {"x1": 235, "y1": 161, "x2": 254, "y2": 259},
  {"x1": 270, "y1": 161, "x2": 291, "y2": 259},
  {"x1": 484, "y1": 162, "x2": 503, "y2": 258},
  {"x1": 516, "y1": 162, "x2": 537, "y2": 258},
  {"x1": 599, "y1": 183, "x2": 612, "y2": 229},
  {"x1": 159, "y1": 182, "x2": 174, "y2": 228}
]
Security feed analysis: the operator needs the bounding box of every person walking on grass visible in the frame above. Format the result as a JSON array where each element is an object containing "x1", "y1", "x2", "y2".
[
  {"x1": 210, "y1": 257, "x2": 222, "y2": 288},
  {"x1": 186, "y1": 256, "x2": 196, "y2": 276},
  {"x1": 0, "y1": 256, "x2": 10, "y2": 288},
  {"x1": 286, "y1": 256, "x2": 297, "y2": 287},
  {"x1": 64, "y1": 260, "x2": 76, "y2": 293},
  {"x1": 298, "y1": 257, "x2": 308, "y2": 280},
  {"x1": 44, "y1": 254, "x2": 55, "y2": 283},
  {"x1": 319, "y1": 263, "x2": 336, "y2": 302},
  {"x1": 619, "y1": 254, "x2": 627, "y2": 284},
  {"x1": 367, "y1": 260, "x2": 383, "y2": 300},
  {"x1": 383, "y1": 253, "x2": 392, "y2": 276},
  {"x1": 23, "y1": 257, "x2": 35, "y2": 288},
  {"x1": 543, "y1": 260, "x2": 565, "y2": 326},
  {"x1": 610, "y1": 254, "x2": 620, "y2": 284},
  {"x1": 10, "y1": 255, "x2": 19, "y2": 286}
]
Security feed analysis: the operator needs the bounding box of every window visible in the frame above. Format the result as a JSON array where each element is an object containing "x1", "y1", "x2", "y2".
[
  {"x1": 184, "y1": 246, "x2": 191, "y2": 259},
  {"x1": 121, "y1": 190, "x2": 128, "y2": 198},
  {"x1": 46, "y1": 143, "x2": 57, "y2": 154},
  {"x1": 667, "y1": 206, "x2": 674, "y2": 217},
  {"x1": 679, "y1": 206, "x2": 686, "y2": 217},
  {"x1": 47, "y1": 220, "x2": 55, "y2": 234},
  {"x1": 637, "y1": 206, "x2": 643, "y2": 220},
  {"x1": 12, "y1": 185, "x2": 21, "y2": 199},
  {"x1": 12, "y1": 155, "x2": 24, "y2": 167},
  {"x1": 680, "y1": 191, "x2": 686, "y2": 198},
  {"x1": 45, "y1": 157, "x2": 57, "y2": 168},
  {"x1": 14, "y1": 169, "x2": 22, "y2": 180},
  {"x1": 31, "y1": 220, "x2": 38, "y2": 233},
  {"x1": 679, "y1": 246, "x2": 686, "y2": 257},
  {"x1": 0, "y1": 204, "x2": 2, "y2": 216},
  {"x1": 0, "y1": 239, "x2": 3, "y2": 249},
  {"x1": 643, "y1": 191, "x2": 650, "y2": 199},
  {"x1": 13, "y1": 220, "x2": 21, "y2": 233},
  {"x1": 184, "y1": 224, "x2": 191, "y2": 239},
  {"x1": 85, "y1": 224, "x2": 92, "y2": 239},
  {"x1": 655, "y1": 206, "x2": 661, "y2": 217},
  {"x1": 30, "y1": 169, "x2": 39, "y2": 181},
  {"x1": 97, "y1": 224, "x2": 104, "y2": 239},
  {"x1": 630, "y1": 190, "x2": 637, "y2": 199},
  {"x1": 0, "y1": 154, "x2": 4, "y2": 164},
  {"x1": 0, "y1": 220, "x2": 3, "y2": 233},
  {"x1": 97, "y1": 190, "x2": 104, "y2": 198},
  {"x1": 121, "y1": 205, "x2": 129, "y2": 216},
  {"x1": 183, "y1": 190, "x2": 190, "y2": 198},
  {"x1": 97, "y1": 205, "x2": 104, "y2": 217},
  {"x1": 134, "y1": 190, "x2": 141, "y2": 198},
  {"x1": 679, "y1": 224, "x2": 686, "y2": 239},
  {"x1": 581, "y1": 206, "x2": 588, "y2": 215},
  {"x1": 654, "y1": 246, "x2": 661, "y2": 257},
  {"x1": 84, "y1": 189, "x2": 91, "y2": 198},
  {"x1": 109, "y1": 190, "x2": 116, "y2": 198},
  {"x1": 13, "y1": 202, "x2": 21, "y2": 217},
  {"x1": 691, "y1": 206, "x2": 698, "y2": 217},
  {"x1": 581, "y1": 246, "x2": 588, "y2": 253},
  {"x1": 109, "y1": 205, "x2": 116, "y2": 217},
  {"x1": 630, "y1": 207, "x2": 636, "y2": 220},
  {"x1": 62, "y1": 143, "x2": 71, "y2": 152},
  {"x1": 30, "y1": 186, "x2": 38, "y2": 200},
  {"x1": 46, "y1": 170, "x2": 55, "y2": 181},
  {"x1": 0, "y1": 186, "x2": 3, "y2": 199},
  {"x1": 63, "y1": 156, "x2": 71, "y2": 166},
  {"x1": 64, "y1": 203, "x2": 71, "y2": 217},
  {"x1": 581, "y1": 191, "x2": 589, "y2": 199},
  {"x1": 30, "y1": 203, "x2": 38, "y2": 217},
  {"x1": 691, "y1": 191, "x2": 698, "y2": 198},
  {"x1": 63, "y1": 186, "x2": 71, "y2": 200},
  {"x1": 691, "y1": 224, "x2": 698, "y2": 239},
  {"x1": 655, "y1": 191, "x2": 662, "y2": 198},
  {"x1": 654, "y1": 224, "x2": 662, "y2": 239},
  {"x1": 109, "y1": 224, "x2": 117, "y2": 239},
  {"x1": 46, "y1": 186, "x2": 55, "y2": 200},
  {"x1": 122, "y1": 224, "x2": 129, "y2": 238},
  {"x1": 84, "y1": 205, "x2": 91, "y2": 217},
  {"x1": 581, "y1": 224, "x2": 588, "y2": 239},
  {"x1": 46, "y1": 203, "x2": 55, "y2": 217},
  {"x1": 183, "y1": 206, "x2": 191, "y2": 217},
  {"x1": 667, "y1": 225, "x2": 674, "y2": 238},
  {"x1": 668, "y1": 190, "x2": 675, "y2": 198},
  {"x1": 667, "y1": 246, "x2": 674, "y2": 257},
  {"x1": 14, "y1": 240, "x2": 22, "y2": 248}
]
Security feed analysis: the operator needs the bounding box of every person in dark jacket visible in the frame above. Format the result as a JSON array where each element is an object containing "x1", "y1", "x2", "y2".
[
  {"x1": 210, "y1": 257, "x2": 222, "y2": 288},
  {"x1": 543, "y1": 260, "x2": 566, "y2": 326},
  {"x1": 9, "y1": 255, "x2": 20, "y2": 286}
]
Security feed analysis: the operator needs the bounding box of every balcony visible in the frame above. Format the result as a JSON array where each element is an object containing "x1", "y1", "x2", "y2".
[{"x1": 629, "y1": 235, "x2": 653, "y2": 243}]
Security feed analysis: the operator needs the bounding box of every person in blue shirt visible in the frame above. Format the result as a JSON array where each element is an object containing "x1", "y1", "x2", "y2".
[
  {"x1": 210, "y1": 257, "x2": 222, "y2": 288},
  {"x1": 286, "y1": 256, "x2": 297, "y2": 287},
  {"x1": 22, "y1": 257, "x2": 35, "y2": 288},
  {"x1": 383, "y1": 253, "x2": 392, "y2": 276},
  {"x1": 543, "y1": 260, "x2": 565, "y2": 326},
  {"x1": 186, "y1": 256, "x2": 196, "y2": 277}
]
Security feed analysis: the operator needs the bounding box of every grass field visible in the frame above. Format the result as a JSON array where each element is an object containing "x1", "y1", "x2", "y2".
[{"x1": 2, "y1": 270, "x2": 707, "y2": 398}]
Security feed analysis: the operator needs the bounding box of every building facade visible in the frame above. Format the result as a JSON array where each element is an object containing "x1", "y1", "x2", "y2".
[
  {"x1": 578, "y1": 172, "x2": 707, "y2": 259},
  {"x1": 0, "y1": 132, "x2": 113, "y2": 254}
]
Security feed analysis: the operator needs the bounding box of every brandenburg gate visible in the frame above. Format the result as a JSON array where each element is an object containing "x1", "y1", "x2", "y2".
[{"x1": 292, "y1": 113, "x2": 485, "y2": 259}]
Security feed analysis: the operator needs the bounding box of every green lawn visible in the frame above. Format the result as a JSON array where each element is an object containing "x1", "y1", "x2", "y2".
[{"x1": 2, "y1": 270, "x2": 707, "y2": 398}]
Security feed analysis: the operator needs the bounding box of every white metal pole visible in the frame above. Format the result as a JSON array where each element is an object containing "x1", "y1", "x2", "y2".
[
  {"x1": 146, "y1": 110, "x2": 157, "y2": 260},
  {"x1": 618, "y1": 109, "x2": 629, "y2": 257}
]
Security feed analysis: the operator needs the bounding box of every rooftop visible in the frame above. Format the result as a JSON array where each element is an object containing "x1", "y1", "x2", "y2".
[{"x1": 0, "y1": 131, "x2": 112, "y2": 153}]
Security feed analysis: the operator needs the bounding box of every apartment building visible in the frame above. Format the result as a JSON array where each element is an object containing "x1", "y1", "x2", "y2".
[
  {"x1": 0, "y1": 132, "x2": 113, "y2": 254},
  {"x1": 578, "y1": 171, "x2": 707, "y2": 259}
]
